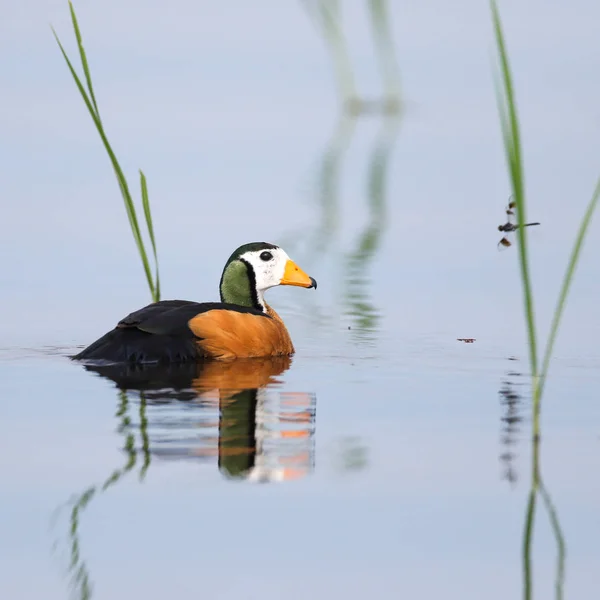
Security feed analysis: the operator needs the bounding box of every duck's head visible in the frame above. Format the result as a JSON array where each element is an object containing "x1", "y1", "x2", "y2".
[{"x1": 219, "y1": 242, "x2": 317, "y2": 312}]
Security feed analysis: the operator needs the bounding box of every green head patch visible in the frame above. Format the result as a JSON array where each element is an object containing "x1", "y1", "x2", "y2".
[{"x1": 219, "y1": 242, "x2": 279, "y2": 309}]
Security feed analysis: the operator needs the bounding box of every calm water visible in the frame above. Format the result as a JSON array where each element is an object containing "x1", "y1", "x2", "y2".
[{"x1": 2, "y1": 1, "x2": 600, "y2": 599}]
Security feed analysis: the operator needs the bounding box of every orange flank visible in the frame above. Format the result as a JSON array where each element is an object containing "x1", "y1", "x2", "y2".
[{"x1": 188, "y1": 305, "x2": 295, "y2": 360}]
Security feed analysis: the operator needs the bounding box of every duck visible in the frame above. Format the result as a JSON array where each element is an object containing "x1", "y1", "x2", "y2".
[{"x1": 73, "y1": 242, "x2": 317, "y2": 363}]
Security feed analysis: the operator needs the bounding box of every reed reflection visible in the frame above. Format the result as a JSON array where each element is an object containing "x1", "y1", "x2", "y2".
[
  {"x1": 301, "y1": 0, "x2": 401, "y2": 114},
  {"x1": 285, "y1": 1, "x2": 402, "y2": 340},
  {"x1": 498, "y1": 360, "x2": 525, "y2": 487},
  {"x1": 60, "y1": 358, "x2": 316, "y2": 598},
  {"x1": 497, "y1": 358, "x2": 566, "y2": 600},
  {"x1": 343, "y1": 114, "x2": 401, "y2": 338},
  {"x1": 284, "y1": 110, "x2": 401, "y2": 339},
  {"x1": 60, "y1": 389, "x2": 137, "y2": 600},
  {"x1": 522, "y1": 437, "x2": 566, "y2": 600}
]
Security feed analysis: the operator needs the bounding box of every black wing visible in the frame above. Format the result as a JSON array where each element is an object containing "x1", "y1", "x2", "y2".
[{"x1": 73, "y1": 300, "x2": 267, "y2": 364}]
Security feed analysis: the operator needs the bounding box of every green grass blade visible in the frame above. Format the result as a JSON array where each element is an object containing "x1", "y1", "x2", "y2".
[
  {"x1": 53, "y1": 7, "x2": 159, "y2": 302},
  {"x1": 52, "y1": 30, "x2": 137, "y2": 229},
  {"x1": 492, "y1": 73, "x2": 512, "y2": 173},
  {"x1": 52, "y1": 30, "x2": 101, "y2": 130},
  {"x1": 538, "y1": 177, "x2": 600, "y2": 397},
  {"x1": 68, "y1": 1, "x2": 100, "y2": 117},
  {"x1": 491, "y1": 0, "x2": 538, "y2": 376},
  {"x1": 140, "y1": 170, "x2": 160, "y2": 302}
]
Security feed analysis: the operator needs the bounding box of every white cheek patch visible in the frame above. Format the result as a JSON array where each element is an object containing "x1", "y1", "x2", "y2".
[
  {"x1": 270, "y1": 249, "x2": 288, "y2": 286},
  {"x1": 242, "y1": 248, "x2": 289, "y2": 292}
]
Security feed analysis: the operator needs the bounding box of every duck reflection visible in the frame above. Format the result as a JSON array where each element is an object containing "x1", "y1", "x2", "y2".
[
  {"x1": 61, "y1": 358, "x2": 317, "y2": 599},
  {"x1": 82, "y1": 356, "x2": 317, "y2": 482}
]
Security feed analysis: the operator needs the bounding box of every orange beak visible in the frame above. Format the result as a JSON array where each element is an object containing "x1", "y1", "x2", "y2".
[{"x1": 280, "y1": 259, "x2": 317, "y2": 289}]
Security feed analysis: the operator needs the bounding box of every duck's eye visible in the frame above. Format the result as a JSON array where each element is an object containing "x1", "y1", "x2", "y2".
[{"x1": 260, "y1": 251, "x2": 273, "y2": 261}]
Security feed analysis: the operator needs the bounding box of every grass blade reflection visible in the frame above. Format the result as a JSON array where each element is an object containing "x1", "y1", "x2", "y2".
[
  {"x1": 300, "y1": 0, "x2": 357, "y2": 106},
  {"x1": 539, "y1": 479, "x2": 566, "y2": 600},
  {"x1": 301, "y1": 0, "x2": 401, "y2": 114},
  {"x1": 367, "y1": 0, "x2": 402, "y2": 107},
  {"x1": 344, "y1": 114, "x2": 401, "y2": 337},
  {"x1": 64, "y1": 390, "x2": 146, "y2": 600}
]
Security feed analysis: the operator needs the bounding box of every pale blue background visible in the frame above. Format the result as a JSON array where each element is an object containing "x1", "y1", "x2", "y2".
[{"x1": 1, "y1": 1, "x2": 599, "y2": 599}]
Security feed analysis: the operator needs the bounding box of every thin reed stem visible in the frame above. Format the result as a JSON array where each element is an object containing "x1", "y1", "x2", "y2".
[
  {"x1": 53, "y1": 2, "x2": 160, "y2": 302},
  {"x1": 537, "y1": 178, "x2": 600, "y2": 399},
  {"x1": 491, "y1": 0, "x2": 537, "y2": 378}
]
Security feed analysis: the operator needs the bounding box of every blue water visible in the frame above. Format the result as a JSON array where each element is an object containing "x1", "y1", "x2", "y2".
[{"x1": 2, "y1": 1, "x2": 600, "y2": 599}]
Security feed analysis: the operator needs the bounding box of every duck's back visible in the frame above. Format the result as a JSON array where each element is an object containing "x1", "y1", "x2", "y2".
[{"x1": 73, "y1": 299, "x2": 292, "y2": 363}]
